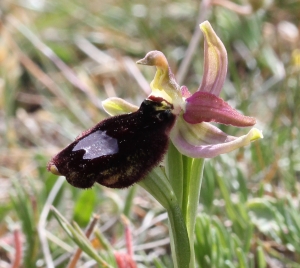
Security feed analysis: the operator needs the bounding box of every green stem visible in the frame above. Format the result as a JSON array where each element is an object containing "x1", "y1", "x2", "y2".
[
  {"x1": 139, "y1": 168, "x2": 190, "y2": 268},
  {"x1": 123, "y1": 185, "x2": 137, "y2": 218},
  {"x1": 186, "y1": 158, "x2": 205, "y2": 268},
  {"x1": 165, "y1": 142, "x2": 184, "y2": 208},
  {"x1": 181, "y1": 156, "x2": 193, "y2": 223}
]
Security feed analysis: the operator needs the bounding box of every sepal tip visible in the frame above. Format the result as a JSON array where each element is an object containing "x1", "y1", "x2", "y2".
[{"x1": 249, "y1": 128, "x2": 263, "y2": 141}]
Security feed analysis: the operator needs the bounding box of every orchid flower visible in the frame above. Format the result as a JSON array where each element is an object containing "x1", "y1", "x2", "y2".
[
  {"x1": 103, "y1": 21, "x2": 263, "y2": 159},
  {"x1": 48, "y1": 21, "x2": 262, "y2": 189},
  {"x1": 47, "y1": 20, "x2": 263, "y2": 268}
]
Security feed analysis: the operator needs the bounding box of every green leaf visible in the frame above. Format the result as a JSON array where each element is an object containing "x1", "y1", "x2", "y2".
[
  {"x1": 200, "y1": 162, "x2": 215, "y2": 211},
  {"x1": 52, "y1": 206, "x2": 114, "y2": 267},
  {"x1": 123, "y1": 185, "x2": 137, "y2": 218},
  {"x1": 94, "y1": 229, "x2": 114, "y2": 252},
  {"x1": 236, "y1": 247, "x2": 247, "y2": 268},
  {"x1": 216, "y1": 174, "x2": 248, "y2": 235},
  {"x1": 154, "y1": 258, "x2": 168, "y2": 268},
  {"x1": 11, "y1": 179, "x2": 39, "y2": 267},
  {"x1": 73, "y1": 188, "x2": 96, "y2": 227},
  {"x1": 256, "y1": 246, "x2": 266, "y2": 268},
  {"x1": 247, "y1": 198, "x2": 279, "y2": 234},
  {"x1": 236, "y1": 168, "x2": 248, "y2": 202}
]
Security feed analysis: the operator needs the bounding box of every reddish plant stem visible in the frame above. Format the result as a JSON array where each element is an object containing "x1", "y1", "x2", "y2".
[
  {"x1": 12, "y1": 228, "x2": 22, "y2": 268},
  {"x1": 121, "y1": 215, "x2": 133, "y2": 257}
]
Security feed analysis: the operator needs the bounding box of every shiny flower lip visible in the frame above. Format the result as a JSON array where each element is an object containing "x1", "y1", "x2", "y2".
[{"x1": 47, "y1": 99, "x2": 176, "y2": 189}]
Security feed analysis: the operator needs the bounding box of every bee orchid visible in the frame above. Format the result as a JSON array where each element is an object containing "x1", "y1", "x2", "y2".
[
  {"x1": 104, "y1": 21, "x2": 262, "y2": 159},
  {"x1": 48, "y1": 21, "x2": 262, "y2": 188}
]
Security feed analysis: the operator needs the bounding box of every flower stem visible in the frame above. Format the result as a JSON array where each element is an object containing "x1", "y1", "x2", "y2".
[
  {"x1": 185, "y1": 158, "x2": 205, "y2": 268},
  {"x1": 139, "y1": 168, "x2": 190, "y2": 268},
  {"x1": 181, "y1": 155, "x2": 193, "y2": 223},
  {"x1": 166, "y1": 142, "x2": 184, "y2": 208}
]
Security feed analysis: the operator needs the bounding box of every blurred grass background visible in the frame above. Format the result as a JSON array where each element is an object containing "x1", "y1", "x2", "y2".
[{"x1": 0, "y1": 0, "x2": 300, "y2": 267}]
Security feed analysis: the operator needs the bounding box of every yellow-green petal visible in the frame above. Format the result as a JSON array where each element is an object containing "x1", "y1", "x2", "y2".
[{"x1": 102, "y1": 97, "x2": 138, "y2": 116}]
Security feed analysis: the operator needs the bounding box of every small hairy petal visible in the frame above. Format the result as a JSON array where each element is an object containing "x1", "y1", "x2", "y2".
[
  {"x1": 102, "y1": 97, "x2": 138, "y2": 116},
  {"x1": 171, "y1": 117, "x2": 263, "y2": 158},
  {"x1": 198, "y1": 21, "x2": 228, "y2": 96},
  {"x1": 183, "y1": 91, "x2": 256, "y2": 127}
]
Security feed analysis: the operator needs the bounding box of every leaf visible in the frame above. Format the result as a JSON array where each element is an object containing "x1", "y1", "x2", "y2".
[
  {"x1": 52, "y1": 206, "x2": 114, "y2": 267},
  {"x1": 73, "y1": 188, "x2": 96, "y2": 227},
  {"x1": 247, "y1": 198, "x2": 279, "y2": 234}
]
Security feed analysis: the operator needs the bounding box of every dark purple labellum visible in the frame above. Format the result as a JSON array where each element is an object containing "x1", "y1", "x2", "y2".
[{"x1": 47, "y1": 99, "x2": 176, "y2": 189}]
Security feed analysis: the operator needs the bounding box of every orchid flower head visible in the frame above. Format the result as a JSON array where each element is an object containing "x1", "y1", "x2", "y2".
[
  {"x1": 48, "y1": 21, "x2": 263, "y2": 189},
  {"x1": 104, "y1": 20, "x2": 262, "y2": 159}
]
